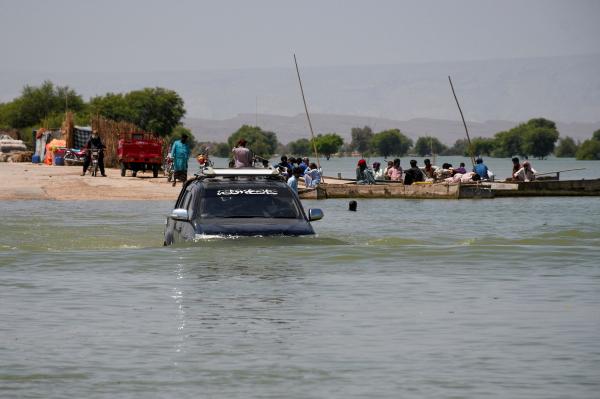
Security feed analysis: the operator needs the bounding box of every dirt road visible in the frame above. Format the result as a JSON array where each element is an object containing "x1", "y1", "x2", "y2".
[{"x1": 0, "y1": 163, "x2": 181, "y2": 201}]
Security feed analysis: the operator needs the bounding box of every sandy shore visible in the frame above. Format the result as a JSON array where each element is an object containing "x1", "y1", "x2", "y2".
[{"x1": 0, "y1": 163, "x2": 181, "y2": 201}]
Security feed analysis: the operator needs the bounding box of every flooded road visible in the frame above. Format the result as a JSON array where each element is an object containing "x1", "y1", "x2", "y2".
[{"x1": 1, "y1": 196, "x2": 599, "y2": 398}]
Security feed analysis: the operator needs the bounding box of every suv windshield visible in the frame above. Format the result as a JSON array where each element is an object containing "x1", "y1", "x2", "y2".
[{"x1": 199, "y1": 187, "x2": 300, "y2": 218}]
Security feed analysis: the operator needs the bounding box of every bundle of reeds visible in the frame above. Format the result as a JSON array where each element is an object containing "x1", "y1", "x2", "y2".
[
  {"x1": 91, "y1": 115, "x2": 141, "y2": 168},
  {"x1": 62, "y1": 111, "x2": 74, "y2": 148}
]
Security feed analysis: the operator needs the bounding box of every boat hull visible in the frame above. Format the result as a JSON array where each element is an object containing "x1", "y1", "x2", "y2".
[{"x1": 298, "y1": 179, "x2": 600, "y2": 199}]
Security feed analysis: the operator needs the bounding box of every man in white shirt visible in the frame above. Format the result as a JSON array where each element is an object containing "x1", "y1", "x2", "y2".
[{"x1": 513, "y1": 161, "x2": 537, "y2": 182}]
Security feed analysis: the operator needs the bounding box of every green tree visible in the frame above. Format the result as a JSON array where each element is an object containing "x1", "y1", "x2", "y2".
[
  {"x1": 228, "y1": 125, "x2": 279, "y2": 158},
  {"x1": 554, "y1": 136, "x2": 579, "y2": 158},
  {"x1": 211, "y1": 142, "x2": 231, "y2": 158},
  {"x1": 90, "y1": 87, "x2": 185, "y2": 137},
  {"x1": 575, "y1": 130, "x2": 600, "y2": 160},
  {"x1": 522, "y1": 127, "x2": 559, "y2": 159},
  {"x1": 527, "y1": 117, "x2": 557, "y2": 130},
  {"x1": 312, "y1": 133, "x2": 343, "y2": 160},
  {"x1": 350, "y1": 126, "x2": 373, "y2": 156},
  {"x1": 413, "y1": 136, "x2": 447, "y2": 156},
  {"x1": 124, "y1": 88, "x2": 185, "y2": 136},
  {"x1": 491, "y1": 118, "x2": 559, "y2": 158},
  {"x1": 492, "y1": 129, "x2": 525, "y2": 157},
  {"x1": 0, "y1": 81, "x2": 85, "y2": 128},
  {"x1": 442, "y1": 139, "x2": 468, "y2": 156},
  {"x1": 89, "y1": 93, "x2": 129, "y2": 121},
  {"x1": 370, "y1": 129, "x2": 412, "y2": 158},
  {"x1": 575, "y1": 140, "x2": 600, "y2": 160},
  {"x1": 287, "y1": 138, "x2": 312, "y2": 156},
  {"x1": 0, "y1": 101, "x2": 20, "y2": 128},
  {"x1": 469, "y1": 137, "x2": 496, "y2": 157}
]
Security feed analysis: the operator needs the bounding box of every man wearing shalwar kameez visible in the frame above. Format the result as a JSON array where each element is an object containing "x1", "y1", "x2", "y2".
[{"x1": 171, "y1": 134, "x2": 190, "y2": 187}]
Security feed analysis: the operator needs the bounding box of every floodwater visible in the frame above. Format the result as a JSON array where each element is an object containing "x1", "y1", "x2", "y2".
[{"x1": 1, "y1": 157, "x2": 600, "y2": 398}]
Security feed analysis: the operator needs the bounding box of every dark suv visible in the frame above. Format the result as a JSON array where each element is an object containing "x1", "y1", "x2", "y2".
[{"x1": 164, "y1": 169, "x2": 323, "y2": 245}]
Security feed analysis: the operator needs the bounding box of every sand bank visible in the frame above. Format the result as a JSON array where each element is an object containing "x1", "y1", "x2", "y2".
[{"x1": 0, "y1": 163, "x2": 180, "y2": 201}]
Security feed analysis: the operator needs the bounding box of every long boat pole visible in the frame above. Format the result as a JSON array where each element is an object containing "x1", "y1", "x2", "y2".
[
  {"x1": 294, "y1": 54, "x2": 322, "y2": 173},
  {"x1": 448, "y1": 75, "x2": 475, "y2": 169}
]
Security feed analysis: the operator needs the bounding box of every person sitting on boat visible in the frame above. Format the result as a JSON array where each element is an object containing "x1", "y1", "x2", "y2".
[
  {"x1": 508, "y1": 157, "x2": 522, "y2": 180},
  {"x1": 275, "y1": 155, "x2": 292, "y2": 177},
  {"x1": 287, "y1": 166, "x2": 303, "y2": 194},
  {"x1": 435, "y1": 163, "x2": 454, "y2": 180},
  {"x1": 421, "y1": 158, "x2": 438, "y2": 179},
  {"x1": 473, "y1": 157, "x2": 490, "y2": 180},
  {"x1": 277, "y1": 165, "x2": 289, "y2": 179},
  {"x1": 278, "y1": 155, "x2": 292, "y2": 171},
  {"x1": 372, "y1": 162, "x2": 385, "y2": 180},
  {"x1": 383, "y1": 160, "x2": 394, "y2": 180},
  {"x1": 444, "y1": 171, "x2": 481, "y2": 184},
  {"x1": 298, "y1": 157, "x2": 309, "y2": 174},
  {"x1": 304, "y1": 162, "x2": 322, "y2": 187},
  {"x1": 387, "y1": 158, "x2": 403, "y2": 181},
  {"x1": 403, "y1": 160, "x2": 425, "y2": 185},
  {"x1": 232, "y1": 138, "x2": 253, "y2": 168},
  {"x1": 252, "y1": 156, "x2": 271, "y2": 169},
  {"x1": 512, "y1": 157, "x2": 521, "y2": 175},
  {"x1": 356, "y1": 159, "x2": 375, "y2": 185},
  {"x1": 453, "y1": 162, "x2": 467, "y2": 175},
  {"x1": 513, "y1": 160, "x2": 537, "y2": 182}
]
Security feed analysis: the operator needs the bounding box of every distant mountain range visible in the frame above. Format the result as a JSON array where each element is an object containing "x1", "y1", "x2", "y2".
[
  {"x1": 184, "y1": 114, "x2": 600, "y2": 145},
  {"x1": 1, "y1": 53, "x2": 598, "y2": 142}
]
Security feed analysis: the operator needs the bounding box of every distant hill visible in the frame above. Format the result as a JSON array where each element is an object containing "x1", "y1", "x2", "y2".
[
  {"x1": 184, "y1": 114, "x2": 600, "y2": 145},
  {"x1": 1, "y1": 53, "x2": 599, "y2": 134}
]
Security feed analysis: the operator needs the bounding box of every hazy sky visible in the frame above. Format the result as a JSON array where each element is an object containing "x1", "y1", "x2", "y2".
[{"x1": 0, "y1": 0, "x2": 598, "y2": 72}]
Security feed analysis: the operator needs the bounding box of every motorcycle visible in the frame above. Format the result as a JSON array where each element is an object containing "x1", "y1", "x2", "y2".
[
  {"x1": 63, "y1": 148, "x2": 87, "y2": 166},
  {"x1": 89, "y1": 149, "x2": 102, "y2": 177}
]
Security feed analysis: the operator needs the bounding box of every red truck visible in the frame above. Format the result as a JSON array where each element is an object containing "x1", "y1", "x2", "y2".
[{"x1": 117, "y1": 132, "x2": 164, "y2": 177}]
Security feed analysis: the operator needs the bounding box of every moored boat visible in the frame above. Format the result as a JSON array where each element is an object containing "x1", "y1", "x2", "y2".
[{"x1": 298, "y1": 177, "x2": 600, "y2": 199}]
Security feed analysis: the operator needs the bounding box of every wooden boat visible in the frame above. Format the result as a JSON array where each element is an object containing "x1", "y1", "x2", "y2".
[
  {"x1": 490, "y1": 178, "x2": 600, "y2": 197},
  {"x1": 298, "y1": 176, "x2": 600, "y2": 199}
]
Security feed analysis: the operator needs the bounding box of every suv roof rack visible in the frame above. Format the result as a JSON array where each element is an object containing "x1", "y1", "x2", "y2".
[{"x1": 199, "y1": 167, "x2": 281, "y2": 177}]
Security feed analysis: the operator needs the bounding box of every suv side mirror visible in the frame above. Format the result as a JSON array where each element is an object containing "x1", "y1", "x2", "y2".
[
  {"x1": 170, "y1": 208, "x2": 189, "y2": 221},
  {"x1": 308, "y1": 208, "x2": 324, "y2": 221}
]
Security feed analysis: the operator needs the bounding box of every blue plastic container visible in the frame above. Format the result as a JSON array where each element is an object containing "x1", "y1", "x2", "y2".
[
  {"x1": 54, "y1": 156, "x2": 65, "y2": 166},
  {"x1": 32, "y1": 154, "x2": 41, "y2": 163}
]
